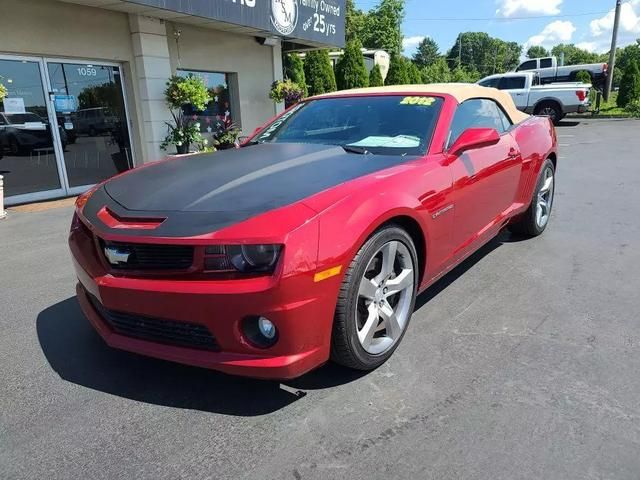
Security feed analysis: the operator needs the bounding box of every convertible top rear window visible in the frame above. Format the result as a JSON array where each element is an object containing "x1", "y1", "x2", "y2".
[{"x1": 254, "y1": 95, "x2": 444, "y2": 156}]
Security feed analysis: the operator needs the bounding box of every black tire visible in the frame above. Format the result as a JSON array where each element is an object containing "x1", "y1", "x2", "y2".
[
  {"x1": 331, "y1": 225, "x2": 418, "y2": 370},
  {"x1": 534, "y1": 101, "x2": 562, "y2": 125},
  {"x1": 509, "y1": 158, "x2": 555, "y2": 237}
]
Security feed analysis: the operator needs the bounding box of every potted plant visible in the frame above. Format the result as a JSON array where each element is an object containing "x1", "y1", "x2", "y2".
[
  {"x1": 269, "y1": 79, "x2": 305, "y2": 108},
  {"x1": 0, "y1": 83, "x2": 7, "y2": 103},
  {"x1": 213, "y1": 117, "x2": 241, "y2": 150},
  {"x1": 161, "y1": 74, "x2": 211, "y2": 155}
]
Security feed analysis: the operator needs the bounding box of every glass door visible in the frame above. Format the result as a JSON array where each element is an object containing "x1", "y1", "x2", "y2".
[
  {"x1": 46, "y1": 61, "x2": 132, "y2": 192},
  {"x1": 1, "y1": 55, "x2": 134, "y2": 205},
  {"x1": 0, "y1": 56, "x2": 65, "y2": 201}
]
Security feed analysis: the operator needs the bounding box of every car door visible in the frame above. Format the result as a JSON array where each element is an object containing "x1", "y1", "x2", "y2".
[
  {"x1": 497, "y1": 76, "x2": 528, "y2": 110},
  {"x1": 446, "y1": 99, "x2": 522, "y2": 258},
  {"x1": 538, "y1": 57, "x2": 556, "y2": 81}
]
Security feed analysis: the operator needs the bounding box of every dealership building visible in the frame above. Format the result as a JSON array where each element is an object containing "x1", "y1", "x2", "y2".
[{"x1": 0, "y1": 0, "x2": 345, "y2": 205}]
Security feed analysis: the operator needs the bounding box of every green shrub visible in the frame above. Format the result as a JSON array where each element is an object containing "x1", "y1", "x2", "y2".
[
  {"x1": 335, "y1": 38, "x2": 369, "y2": 90},
  {"x1": 369, "y1": 64, "x2": 384, "y2": 87},
  {"x1": 386, "y1": 54, "x2": 409, "y2": 85},
  {"x1": 283, "y1": 53, "x2": 307, "y2": 96},
  {"x1": 617, "y1": 60, "x2": 640, "y2": 108},
  {"x1": 625, "y1": 99, "x2": 640, "y2": 117},
  {"x1": 304, "y1": 50, "x2": 337, "y2": 96},
  {"x1": 575, "y1": 70, "x2": 592, "y2": 84},
  {"x1": 407, "y1": 61, "x2": 423, "y2": 84}
]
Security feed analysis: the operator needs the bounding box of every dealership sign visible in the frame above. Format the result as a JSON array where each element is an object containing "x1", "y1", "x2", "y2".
[{"x1": 127, "y1": 0, "x2": 345, "y2": 47}]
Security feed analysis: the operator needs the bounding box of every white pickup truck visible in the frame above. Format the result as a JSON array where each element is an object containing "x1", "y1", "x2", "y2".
[
  {"x1": 477, "y1": 72, "x2": 591, "y2": 124},
  {"x1": 515, "y1": 56, "x2": 607, "y2": 87}
]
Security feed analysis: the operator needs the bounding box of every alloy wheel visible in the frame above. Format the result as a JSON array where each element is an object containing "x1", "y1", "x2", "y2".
[
  {"x1": 356, "y1": 240, "x2": 414, "y2": 355},
  {"x1": 536, "y1": 166, "x2": 554, "y2": 228}
]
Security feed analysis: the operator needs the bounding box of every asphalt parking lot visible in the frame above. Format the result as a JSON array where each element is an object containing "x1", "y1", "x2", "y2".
[{"x1": 2, "y1": 118, "x2": 640, "y2": 480}]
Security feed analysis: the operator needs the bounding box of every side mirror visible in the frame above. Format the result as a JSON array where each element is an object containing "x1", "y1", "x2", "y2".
[{"x1": 448, "y1": 128, "x2": 500, "y2": 156}]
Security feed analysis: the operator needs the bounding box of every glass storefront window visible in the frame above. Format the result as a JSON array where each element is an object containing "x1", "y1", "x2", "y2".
[{"x1": 177, "y1": 69, "x2": 236, "y2": 137}]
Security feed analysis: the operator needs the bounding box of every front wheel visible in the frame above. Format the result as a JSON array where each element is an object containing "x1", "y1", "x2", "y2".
[
  {"x1": 331, "y1": 225, "x2": 418, "y2": 370},
  {"x1": 509, "y1": 158, "x2": 555, "y2": 237}
]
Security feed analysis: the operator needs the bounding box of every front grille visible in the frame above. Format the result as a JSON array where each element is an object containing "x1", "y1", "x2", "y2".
[
  {"x1": 88, "y1": 294, "x2": 219, "y2": 351},
  {"x1": 100, "y1": 239, "x2": 194, "y2": 271}
]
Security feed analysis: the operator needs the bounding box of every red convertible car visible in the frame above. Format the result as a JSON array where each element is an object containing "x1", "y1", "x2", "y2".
[{"x1": 69, "y1": 84, "x2": 557, "y2": 379}]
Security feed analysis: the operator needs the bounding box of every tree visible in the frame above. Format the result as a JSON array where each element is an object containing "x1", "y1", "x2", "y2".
[
  {"x1": 613, "y1": 40, "x2": 640, "y2": 88},
  {"x1": 550, "y1": 44, "x2": 605, "y2": 66},
  {"x1": 335, "y1": 38, "x2": 369, "y2": 90},
  {"x1": 283, "y1": 53, "x2": 307, "y2": 96},
  {"x1": 575, "y1": 70, "x2": 592, "y2": 84},
  {"x1": 304, "y1": 50, "x2": 337, "y2": 96},
  {"x1": 450, "y1": 66, "x2": 479, "y2": 83},
  {"x1": 385, "y1": 54, "x2": 410, "y2": 85},
  {"x1": 413, "y1": 37, "x2": 440, "y2": 68},
  {"x1": 407, "y1": 61, "x2": 422, "y2": 84},
  {"x1": 617, "y1": 60, "x2": 640, "y2": 108},
  {"x1": 447, "y1": 32, "x2": 521, "y2": 77},
  {"x1": 345, "y1": 0, "x2": 367, "y2": 43},
  {"x1": 369, "y1": 64, "x2": 384, "y2": 86},
  {"x1": 527, "y1": 45, "x2": 549, "y2": 59},
  {"x1": 421, "y1": 57, "x2": 451, "y2": 83},
  {"x1": 361, "y1": 0, "x2": 405, "y2": 55}
]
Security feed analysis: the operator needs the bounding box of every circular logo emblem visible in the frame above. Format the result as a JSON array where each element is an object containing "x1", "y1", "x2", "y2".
[{"x1": 271, "y1": 0, "x2": 298, "y2": 36}]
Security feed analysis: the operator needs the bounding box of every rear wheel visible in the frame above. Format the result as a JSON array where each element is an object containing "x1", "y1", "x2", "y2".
[
  {"x1": 509, "y1": 158, "x2": 555, "y2": 237},
  {"x1": 331, "y1": 225, "x2": 418, "y2": 370},
  {"x1": 534, "y1": 101, "x2": 562, "y2": 125}
]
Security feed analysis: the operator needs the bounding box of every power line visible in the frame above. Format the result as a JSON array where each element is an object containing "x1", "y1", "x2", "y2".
[{"x1": 404, "y1": 11, "x2": 609, "y2": 22}]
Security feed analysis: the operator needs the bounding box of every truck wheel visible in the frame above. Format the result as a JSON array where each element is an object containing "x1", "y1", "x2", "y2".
[
  {"x1": 331, "y1": 225, "x2": 418, "y2": 371},
  {"x1": 509, "y1": 158, "x2": 555, "y2": 237},
  {"x1": 534, "y1": 101, "x2": 562, "y2": 125}
]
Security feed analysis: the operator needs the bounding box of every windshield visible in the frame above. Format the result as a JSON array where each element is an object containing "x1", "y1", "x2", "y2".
[{"x1": 253, "y1": 95, "x2": 443, "y2": 156}]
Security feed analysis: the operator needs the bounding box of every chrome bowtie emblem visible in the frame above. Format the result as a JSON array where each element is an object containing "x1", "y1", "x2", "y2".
[{"x1": 104, "y1": 247, "x2": 130, "y2": 265}]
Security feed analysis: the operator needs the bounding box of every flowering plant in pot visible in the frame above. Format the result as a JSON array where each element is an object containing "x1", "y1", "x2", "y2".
[
  {"x1": 269, "y1": 79, "x2": 305, "y2": 108},
  {"x1": 161, "y1": 74, "x2": 211, "y2": 154},
  {"x1": 0, "y1": 83, "x2": 8, "y2": 103},
  {"x1": 213, "y1": 117, "x2": 241, "y2": 150}
]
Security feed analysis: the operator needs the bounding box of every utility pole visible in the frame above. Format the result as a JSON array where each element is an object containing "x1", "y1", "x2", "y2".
[
  {"x1": 458, "y1": 34, "x2": 462, "y2": 68},
  {"x1": 604, "y1": 0, "x2": 622, "y2": 101}
]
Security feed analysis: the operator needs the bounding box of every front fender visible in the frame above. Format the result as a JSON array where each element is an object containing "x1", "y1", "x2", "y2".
[{"x1": 315, "y1": 189, "x2": 431, "y2": 281}]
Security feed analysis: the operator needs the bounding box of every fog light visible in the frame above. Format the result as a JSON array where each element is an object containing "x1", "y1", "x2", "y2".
[
  {"x1": 258, "y1": 317, "x2": 276, "y2": 340},
  {"x1": 243, "y1": 315, "x2": 278, "y2": 348}
]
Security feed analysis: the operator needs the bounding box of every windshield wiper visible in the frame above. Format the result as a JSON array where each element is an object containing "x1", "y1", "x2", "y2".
[
  {"x1": 340, "y1": 145, "x2": 371, "y2": 155},
  {"x1": 241, "y1": 140, "x2": 260, "y2": 147}
]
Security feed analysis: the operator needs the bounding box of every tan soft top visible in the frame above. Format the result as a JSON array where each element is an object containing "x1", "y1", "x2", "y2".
[{"x1": 314, "y1": 83, "x2": 530, "y2": 124}]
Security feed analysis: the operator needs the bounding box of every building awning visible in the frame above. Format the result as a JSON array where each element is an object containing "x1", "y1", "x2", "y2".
[{"x1": 59, "y1": 0, "x2": 345, "y2": 49}]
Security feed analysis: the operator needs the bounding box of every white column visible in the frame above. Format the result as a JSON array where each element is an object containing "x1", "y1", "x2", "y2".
[
  {"x1": 129, "y1": 14, "x2": 173, "y2": 163},
  {"x1": 272, "y1": 40, "x2": 285, "y2": 115}
]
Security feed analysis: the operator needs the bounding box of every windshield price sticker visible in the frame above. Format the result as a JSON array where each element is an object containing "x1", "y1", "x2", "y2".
[{"x1": 400, "y1": 96, "x2": 436, "y2": 106}]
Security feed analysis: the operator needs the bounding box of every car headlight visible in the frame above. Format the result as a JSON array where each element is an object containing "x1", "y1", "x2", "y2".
[{"x1": 204, "y1": 244, "x2": 282, "y2": 274}]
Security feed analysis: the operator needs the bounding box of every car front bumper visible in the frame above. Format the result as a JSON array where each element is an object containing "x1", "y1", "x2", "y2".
[{"x1": 69, "y1": 219, "x2": 340, "y2": 380}]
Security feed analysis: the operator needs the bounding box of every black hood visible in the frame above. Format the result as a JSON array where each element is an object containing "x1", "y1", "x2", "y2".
[{"x1": 85, "y1": 143, "x2": 414, "y2": 237}]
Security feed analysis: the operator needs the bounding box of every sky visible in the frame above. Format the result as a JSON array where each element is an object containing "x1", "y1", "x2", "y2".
[{"x1": 354, "y1": 0, "x2": 640, "y2": 57}]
